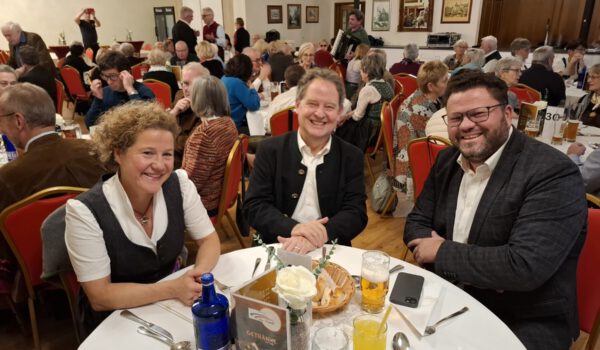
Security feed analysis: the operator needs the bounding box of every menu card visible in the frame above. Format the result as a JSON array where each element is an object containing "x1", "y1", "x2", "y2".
[
  {"x1": 517, "y1": 102, "x2": 539, "y2": 131},
  {"x1": 232, "y1": 269, "x2": 291, "y2": 349}
]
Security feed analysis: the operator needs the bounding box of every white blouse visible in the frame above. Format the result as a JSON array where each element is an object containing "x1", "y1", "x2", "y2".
[{"x1": 65, "y1": 169, "x2": 215, "y2": 282}]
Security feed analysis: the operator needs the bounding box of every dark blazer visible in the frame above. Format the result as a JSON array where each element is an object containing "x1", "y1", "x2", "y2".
[
  {"x1": 0, "y1": 133, "x2": 107, "y2": 213},
  {"x1": 169, "y1": 53, "x2": 199, "y2": 67},
  {"x1": 8, "y1": 31, "x2": 55, "y2": 75},
  {"x1": 172, "y1": 20, "x2": 197, "y2": 53},
  {"x1": 484, "y1": 50, "x2": 502, "y2": 64},
  {"x1": 269, "y1": 52, "x2": 295, "y2": 82},
  {"x1": 233, "y1": 27, "x2": 250, "y2": 54},
  {"x1": 519, "y1": 63, "x2": 566, "y2": 106},
  {"x1": 18, "y1": 65, "x2": 57, "y2": 109},
  {"x1": 244, "y1": 133, "x2": 367, "y2": 246},
  {"x1": 405, "y1": 129, "x2": 587, "y2": 350}
]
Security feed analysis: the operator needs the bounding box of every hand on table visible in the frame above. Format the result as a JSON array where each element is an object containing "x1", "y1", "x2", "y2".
[
  {"x1": 277, "y1": 235, "x2": 317, "y2": 255},
  {"x1": 290, "y1": 217, "x2": 329, "y2": 248},
  {"x1": 172, "y1": 268, "x2": 203, "y2": 305},
  {"x1": 567, "y1": 142, "x2": 586, "y2": 156},
  {"x1": 407, "y1": 230, "x2": 445, "y2": 265}
]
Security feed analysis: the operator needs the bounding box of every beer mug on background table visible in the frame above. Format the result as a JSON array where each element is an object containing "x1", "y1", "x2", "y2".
[
  {"x1": 565, "y1": 107, "x2": 580, "y2": 143},
  {"x1": 360, "y1": 251, "x2": 389, "y2": 313}
]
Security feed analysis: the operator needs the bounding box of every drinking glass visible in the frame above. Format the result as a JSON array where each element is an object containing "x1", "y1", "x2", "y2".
[
  {"x1": 312, "y1": 327, "x2": 348, "y2": 350},
  {"x1": 353, "y1": 314, "x2": 387, "y2": 350},
  {"x1": 270, "y1": 81, "x2": 280, "y2": 100},
  {"x1": 360, "y1": 251, "x2": 389, "y2": 313},
  {"x1": 564, "y1": 107, "x2": 580, "y2": 142}
]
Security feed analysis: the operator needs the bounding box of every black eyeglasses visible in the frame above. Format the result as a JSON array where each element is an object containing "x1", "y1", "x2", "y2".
[
  {"x1": 101, "y1": 73, "x2": 120, "y2": 81},
  {"x1": 443, "y1": 103, "x2": 506, "y2": 127},
  {"x1": 0, "y1": 81, "x2": 17, "y2": 88}
]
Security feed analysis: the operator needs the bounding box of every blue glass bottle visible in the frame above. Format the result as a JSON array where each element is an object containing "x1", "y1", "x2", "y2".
[
  {"x1": 577, "y1": 65, "x2": 587, "y2": 89},
  {"x1": 192, "y1": 273, "x2": 231, "y2": 350},
  {"x1": 1, "y1": 134, "x2": 17, "y2": 161}
]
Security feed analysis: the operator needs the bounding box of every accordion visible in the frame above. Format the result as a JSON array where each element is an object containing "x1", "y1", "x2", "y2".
[{"x1": 331, "y1": 29, "x2": 361, "y2": 61}]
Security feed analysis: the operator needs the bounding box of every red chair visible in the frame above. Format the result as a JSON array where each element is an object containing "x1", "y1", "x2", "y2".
[
  {"x1": 210, "y1": 139, "x2": 247, "y2": 248},
  {"x1": 329, "y1": 62, "x2": 346, "y2": 81},
  {"x1": 59, "y1": 65, "x2": 92, "y2": 117},
  {"x1": 142, "y1": 42, "x2": 153, "y2": 51},
  {"x1": 509, "y1": 83, "x2": 541, "y2": 105},
  {"x1": 407, "y1": 136, "x2": 452, "y2": 200},
  {"x1": 365, "y1": 102, "x2": 390, "y2": 183},
  {"x1": 85, "y1": 48, "x2": 93, "y2": 61},
  {"x1": 314, "y1": 50, "x2": 334, "y2": 68},
  {"x1": 379, "y1": 99, "x2": 398, "y2": 215},
  {"x1": 143, "y1": 79, "x2": 172, "y2": 109},
  {"x1": 270, "y1": 107, "x2": 298, "y2": 137},
  {"x1": 0, "y1": 186, "x2": 87, "y2": 350},
  {"x1": 389, "y1": 93, "x2": 405, "y2": 119},
  {"x1": 577, "y1": 208, "x2": 600, "y2": 350},
  {"x1": 55, "y1": 79, "x2": 65, "y2": 115},
  {"x1": 393, "y1": 73, "x2": 418, "y2": 97},
  {"x1": 393, "y1": 79, "x2": 403, "y2": 96},
  {"x1": 131, "y1": 63, "x2": 150, "y2": 80},
  {"x1": 0, "y1": 50, "x2": 9, "y2": 64}
]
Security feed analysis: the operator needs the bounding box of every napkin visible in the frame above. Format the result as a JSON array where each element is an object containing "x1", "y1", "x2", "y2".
[{"x1": 392, "y1": 280, "x2": 443, "y2": 336}]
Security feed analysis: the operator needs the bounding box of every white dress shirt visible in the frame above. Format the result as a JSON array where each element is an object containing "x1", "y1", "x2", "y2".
[
  {"x1": 453, "y1": 128, "x2": 512, "y2": 243},
  {"x1": 291, "y1": 133, "x2": 332, "y2": 224},
  {"x1": 65, "y1": 169, "x2": 214, "y2": 282}
]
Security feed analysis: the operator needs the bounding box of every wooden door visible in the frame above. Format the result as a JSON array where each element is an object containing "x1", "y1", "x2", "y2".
[{"x1": 334, "y1": 2, "x2": 366, "y2": 36}]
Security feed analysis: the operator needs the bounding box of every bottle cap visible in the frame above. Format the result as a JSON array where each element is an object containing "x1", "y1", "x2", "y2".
[{"x1": 200, "y1": 273, "x2": 214, "y2": 285}]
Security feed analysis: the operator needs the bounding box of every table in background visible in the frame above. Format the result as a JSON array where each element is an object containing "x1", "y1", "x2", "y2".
[
  {"x1": 79, "y1": 245, "x2": 525, "y2": 350},
  {"x1": 565, "y1": 86, "x2": 588, "y2": 109}
]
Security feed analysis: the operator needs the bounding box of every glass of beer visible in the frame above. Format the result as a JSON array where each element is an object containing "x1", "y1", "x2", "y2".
[
  {"x1": 270, "y1": 81, "x2": 280, "y2": 101},
  {"x1": 360, "y1": 251, "x2": 389, "y2": 313},
  {"x1": 551, "y1": 118, "x2": 566, "y2": 145},
  {"x1": 524, "y1": 117, "x2": 540, "y2": 138},
  {"x1": 353, "y1": 314, "x2": 387, "y2": 350}
]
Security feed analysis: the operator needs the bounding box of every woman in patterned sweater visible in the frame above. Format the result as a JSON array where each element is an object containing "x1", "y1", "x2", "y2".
[
  {"x1": 394, "y1": 60, "x2": 448, "y2": 202},
  {"x1": 182, "y1": 75, "x2": 238, "y2": 217}
]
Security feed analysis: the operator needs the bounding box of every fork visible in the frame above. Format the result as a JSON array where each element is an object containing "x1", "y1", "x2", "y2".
[{"x1": 424, "y1": 306, "x2": 469, "y2": 335}]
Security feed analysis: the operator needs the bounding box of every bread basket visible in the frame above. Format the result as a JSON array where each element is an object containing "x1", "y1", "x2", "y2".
[{"x1": 311, "y1": 260, "x2": 355, "y2": 314}]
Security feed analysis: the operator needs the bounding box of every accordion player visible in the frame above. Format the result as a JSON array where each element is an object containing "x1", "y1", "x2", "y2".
[{"x1": 331, "y1": 29, "x2": 362, "y2": 61}]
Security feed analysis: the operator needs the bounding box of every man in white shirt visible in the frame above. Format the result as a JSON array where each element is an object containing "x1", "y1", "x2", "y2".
[
  {"x1": 201, "y1": 7, "x2": 225, "y2": 60},
  {"x1": 265, "y1": 64, "x2": 305, "y2": 132},
  {"x1": 244, "y1": 68, "x2": 367, "y2": 254},
  {"x1": 404, "y1": 71, "x2": 586, "y2": 350},
  {"x1": 480, "y1": 35, "x2": 502, "y2": 73}
]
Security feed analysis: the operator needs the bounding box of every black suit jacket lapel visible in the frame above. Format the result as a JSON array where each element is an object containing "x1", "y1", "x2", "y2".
[
  {"x1": 315, "y1": 137, "x2": 340, "y2": 218},
  {"x1": 445, "y1": 159, "x2": 463, "y2": 241},
  {"x1": 467, "y1": 130, "x2": 524, "y2": 244}
]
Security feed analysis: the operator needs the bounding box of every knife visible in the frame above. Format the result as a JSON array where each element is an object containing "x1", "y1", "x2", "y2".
[{"x1": 120, "y1": 309, "x2": 174, "y2": 342}]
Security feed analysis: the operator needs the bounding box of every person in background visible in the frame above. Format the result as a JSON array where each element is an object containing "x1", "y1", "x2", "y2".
[
  {"x1": 394, "y1": 60, "x2": 448, "y2": 206},
  {"x1": 251, "y1": 34, "x2": 262, "y2": 46},
  {"x1": 405, "y1": 71, "x2": 586, "y2": 350},
  {"x1": 452, "y1": 48, "x2": 485, "y2": 76},
  {"x1": 243, "y1": 47, "x2": 271, "y2": 91},
  {"x1": 196, "y1": 41, "x2": 224, "y2": 79},
  {"x1": 345, "y1": 43, "x2": 369, "y2": 100},
  {"x1": 65, "y1": 101, "x2": 220, "y2": 336},
  {"x1": 390, "y1": 43, "x2": 421, "y2": 76},
  {"x1": 201, "y1": 7, "x2": 226, "y2": 60},
  {"x1": 520, "y1": 46, "x2": 565, "y2": 106},
  {"x1": 314, "y1": 39, "x2": 334, "y2": 68},
  {"x1": 568, "y1": 139, "x2": 600, "y2": 197},
  {"x1": 224, "y1": 34, "x2": 235, "y2": 63},
  {"x1": 119, "y1": 42, "x2": 144, "y2": 66},
  {"x1": 163, "y1": 38, "x2": 175, "y2": 59},
  {"x1": 573, "y1": 63, "x2": 600, "y2": 127},
  {"x1": 2, "y1": 22, "x2": 55, "y2": 75},
  {"x1": 244, "y1": 68, "x2": 367, "y2": 252},
  {"x1": 296, "y1": 42, "x2": 316, "y2": 72},
  {"x1": 86, "y1": 51, "x2": 155, "y2": 127},
  {"x1": 481, "y1": 35, "x2": 502, "y2": 73},
  {"x1": 554, "y1": 40, "x2": 587, "y2": 81},
  {"x1": 168, "y1": 62, "x2": 210, "y2": 168},
  {"x1": 74, "y1": 8, "x2": 101, "y2": 63},
  {"x1": 221, "y1": 54, "x2": 260, "y2": 134},
  {"x1": 443, "y1": 39, "x2": 469, "y2": 70},
  {"x1": 266, "y1": 64, "x2": 306, "y2": 130},
  {"x1": 233, "y1": 17, "x2": 250, "y2": 54},
  {"x1": 495, "y1": 56, "x2": 523, "y2": 114},
  {"x1": 253, "y1": 39, "x2": 270, "y2": 63},
  {"x1": 268, "y1": 40, "x2": 295, "y2": 83},
  {"x1": 170, "y1": 41, "x2": 199, "y2": 67},
  {"x1": 338, "y1": 53, "x2": 394, "y2": 151},
  {"x1": 142, "y1": 49, "x2": 179, "y2": 101},
  {"x1": 172, "y1": 6, "x2": 199, "y2": 57},
  {"x1": 345, "y1": 9, "x2": 369, "y2": 45},
  {"x1": 64, "y1": 41, "x2": 95, "y2": 89},
  {"x1": 16, "y1": 45, "x2": 57, "y2": 109},
  {"x1": 182, "y1": 75, "x2": 238, "y2": 217},
  {"x1": 0, "y1": 65, "x2": 17, "y2": 92},
  {"x1": 510, "y1": 37, "x2": 531, "y2": 70}
]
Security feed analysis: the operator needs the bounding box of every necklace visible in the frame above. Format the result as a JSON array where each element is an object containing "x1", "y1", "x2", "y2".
[{"x1": 133, "y1": 199, "x2": 153, "y2": 226}]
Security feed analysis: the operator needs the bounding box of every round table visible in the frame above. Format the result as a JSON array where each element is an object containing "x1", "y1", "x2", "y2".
[{"x1": 79, "y1": 245, "x2": 525, "y2": 350}]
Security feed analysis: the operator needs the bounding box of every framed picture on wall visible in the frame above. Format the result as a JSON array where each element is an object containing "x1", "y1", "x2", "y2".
[
  {"x1": 372, "y1": 1, "x2": 390, "y2": 31},
  {"x1": 398, "y1": 0, "x2": 434, "y2": 32},
  {"x1": 441, "y1": 0, "x2": 472, "y2": 23},
  {"x1": 287, "y1": 4, "x2": 302, "y2": 29},
  {"x1": 306, "y1": 6, "x2": 319, "y2": 23},
  {"x1": 267, "y1": 5, "x2": 283, "y2": 24}
]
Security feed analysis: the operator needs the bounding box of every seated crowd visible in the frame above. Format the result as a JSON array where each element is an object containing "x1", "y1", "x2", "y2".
[{"x1": 0, "y1": 8, "x2": 597, "y2": 350}]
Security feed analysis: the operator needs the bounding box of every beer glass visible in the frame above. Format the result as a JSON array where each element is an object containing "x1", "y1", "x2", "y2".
[
  {"x1": 551, "y1": 119, "x2": 566, "y2": 145},
  {"x1": 353, "y1": 314, "x2": 387, "y2": 350},
  {"x1": 360, "y1": 251, "x2": 389, "y2": 313},
  {"x1": 564, "y1": 108, "x2": 580, "y2": 142}
]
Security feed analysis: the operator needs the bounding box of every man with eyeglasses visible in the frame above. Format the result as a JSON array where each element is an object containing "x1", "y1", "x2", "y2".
[
  {"x1": 0, "y1": 65, "x2": 17, "y2": 92},
  {"x1": 404, "y1": 71, "x2": 586, "y2": 350},
  {"x1": 242, "y1": 47, "x2": 271, "y2": 91},
  {"x1": 201, "y1": 7, "x2": 225, "y2": 60},
  {"x1": 85, "y1": 51, "x2": 154, "y2": 128}
]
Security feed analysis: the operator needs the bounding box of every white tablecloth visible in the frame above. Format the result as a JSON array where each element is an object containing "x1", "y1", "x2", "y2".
[
  {"x1": 565, "y1": 86, "x2": 588, "y2": 109},
  {"x1": 79, "y1": 245, "x2": 524, "y2": 350}
]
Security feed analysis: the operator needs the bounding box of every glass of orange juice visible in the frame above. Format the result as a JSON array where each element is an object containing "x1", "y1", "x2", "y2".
[{"x1": 353, "y1": 314, "x2": 387, "y2": 350}]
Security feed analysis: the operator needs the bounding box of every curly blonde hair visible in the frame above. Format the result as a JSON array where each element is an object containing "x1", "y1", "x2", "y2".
[{"x1": 91, "y1": 101, "x2": 179, "y2": 168}]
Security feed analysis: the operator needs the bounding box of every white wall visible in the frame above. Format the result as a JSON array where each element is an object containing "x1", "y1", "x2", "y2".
[{"x1": 0, "y1": 0, "x2": 175, "y2": 50}]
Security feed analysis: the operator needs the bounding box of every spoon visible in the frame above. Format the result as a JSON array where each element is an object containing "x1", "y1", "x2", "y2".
[
  {"x1": 424, "y1": 306, "x2": 469, "y2": 335},
  {"x1": 389, "y1": 264, "x2": 404, "y2": 274},
  {"x1": 392, "y1": 331, "x2": 411, "y2": 350},
  {"x1": 251, "y1": 257, "x2": 262, "y2": 277},
  {"x1": 137, "y1": 326, "x2": 192, "y2": 350}
]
